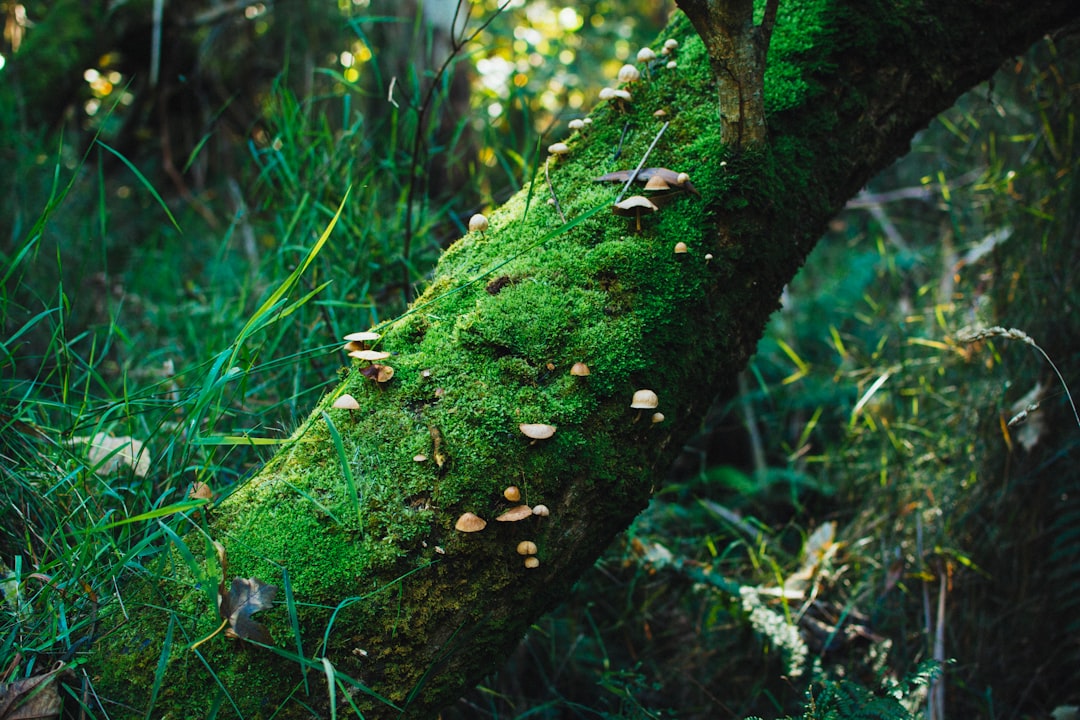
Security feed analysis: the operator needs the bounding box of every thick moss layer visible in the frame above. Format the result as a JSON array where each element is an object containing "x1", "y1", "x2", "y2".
[{"x1": 88, "y1": 2, "x2": 1080, "y2": 717}]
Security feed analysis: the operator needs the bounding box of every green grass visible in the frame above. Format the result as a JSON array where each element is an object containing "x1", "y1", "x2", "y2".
[{"x1": 2, "y1": 10, "x2": 1078, "y2": 720}]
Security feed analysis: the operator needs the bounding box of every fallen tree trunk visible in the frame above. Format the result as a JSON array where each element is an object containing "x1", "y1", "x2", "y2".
[{"x1": 87, "y1": 2, "x2": 1080, "y2": 717}]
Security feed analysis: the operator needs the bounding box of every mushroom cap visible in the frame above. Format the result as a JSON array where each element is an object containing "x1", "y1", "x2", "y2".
[
  {"x1": 524, "y1": 556, "x2": 540, "y2": 569},
  {"x1": 532, "y1": 504, "x2": 550, "y2": 517},
  {"x1": 663, "y1": 38, "x2": 679, "y2": 52},
  {"x1": 568, "y1": 119, "x2": 585, "y2": 130},
  {"x1": 344, "y1": 331, "x2": 381, "y2": 343},
  {"x1": 361, "y1": 363, "x2": 395, "y2": 383},
  {"x1": 674, "y1": 242, "x2": 689, "y2": 254},
  {"x1": 343, "y1": 340, "x2": 365, "y2": 353},
  {"x1": 496, "y1": 505, "x2": 534, "y2": 522},
  {"x1": 455, "y1": 512, "x2": 487, "y2": 532},
  {"x1": 677, "y1": 172, "x2": 691, "y2": 185},
  {"x1": 598, "y1": 87, "x2": 617, "y2": 100},
  {"x1": 468, "y1": 213, "x2": 489, "y2": 233},
  {"x1": 569, "y1": 362, "x2": 591, "y2": 377},
  {"x1": 666, "y1": 60, "x2": 678, "y2": 70},
  {"x1": 613, "y1": 89, "x2": 632, "y2": 101},
  {"x1": 503, "y1": 486, "x2": 521, "y2": 502},
  {"x1": 617, "y1": 64, "x2": 640, "y2": 83},
  {"x1": 612, "y1": 196, "x2": 659, "y2": 217},
  {"x1": 413, "y1": 454, "x2": 428, "y2": 462},
  {"x1": 517, "y1": 540, "x2": 538, "y2": 556},
  {"x1": 332, "y1": 394, "x2": 360, "y2": 410},
  {"x1": 519, "y1": 423, "x2": 557, "y2": 440},
  {"x1": 637, "y1": 47, "x2": 657, "y2": 63},
  {"x1": 630, "y1": 389, "x2": 659, "y2": 409},
  {"x1": 644, "y1": 175, "x2": 672, "y2": 191},
  {"x1": 651, "y1": 412, "x2": 666, "y2": 424},
  {"x1": 349, "y1": 349, "x2": 391, "y2": 362},
  {"x1": 547, "y1": 142, "x2": 570, "y2": 155}
]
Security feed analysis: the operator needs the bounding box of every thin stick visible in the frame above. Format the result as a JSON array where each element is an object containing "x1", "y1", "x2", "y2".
[
  {"x1": 615, "y1": 121, "x2": 670, "y2": 204},
  {"x1": 544, "y1": 158, "x2": 567, "y2": 223}
]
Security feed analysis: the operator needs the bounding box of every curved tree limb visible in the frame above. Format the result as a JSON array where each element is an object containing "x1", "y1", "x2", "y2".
[{"x1": 86, "y1": 2, "x2": 1080, "y2": 718}]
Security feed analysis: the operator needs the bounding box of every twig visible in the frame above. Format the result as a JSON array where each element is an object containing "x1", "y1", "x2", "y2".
[
  {"x1": 545, "y1": 158, "x2": 567, "y2": 223},
  {"x1": 399, "y1": 0, "x2": 512, "y2": 302},
  {"x1": 615, "y1": 121, "x2": 670, "y2": 204}
]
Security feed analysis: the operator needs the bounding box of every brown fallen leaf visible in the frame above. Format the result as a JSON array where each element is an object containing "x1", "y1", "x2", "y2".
[
  {"x1": 592, "y1": 167, "x2": 700, "y2": 195},
  {"x1": 218, "y1": 577, "x2": 277, "y2": 644},
  {"x1": 0, "y1": 665, "x2": 72, "y2": 720}
]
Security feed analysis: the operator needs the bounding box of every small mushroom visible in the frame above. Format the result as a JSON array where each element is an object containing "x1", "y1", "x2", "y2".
[
  {"x1": 497, "y1": 505, "x2": 534, "y2": 522},
  {"x1": 455, "y1": 512, "x2": 487, "y2": 533},
  {"x1": 344, "y1": 331, "x2": 381, "y2": 343},
  {"x1": 504, "y1": 485, "x2": 522, "y2": 502},
  {"x1": 519, "y1": 423, "x2": 557, "y2": 440},
  {"x1": 469, "y1": 213, "x2": 489, "y2": 236},
  {"x1": 651, "y1": 412, "x2": 666, "y2": 424},
  {"x1": 517, "y1": 540, "x2": 538, "y2": 556},
  {"x1": 653, "y1": 109, "x2": 668, "y2": 119},
  {"x1": 568, "y1": 118, "x2": 585, "y2": 131},
  {"x1": 349, "y1": 349, "x2": 391, "y2": 362},
  {"x1": 617, "y1": 64, "x2": 640, "y2": 84},
  {"x1": 612, "y1": 196, "x2": 659, "y2": 232},
  {"x1": 548, "y1": 142, "x2": 570, "y2": 156},
  {"x1": 332, "y1": 394, "x2": 360, "y2": 410},
  {"x1": 630, "y1": 389, "x2": 659, "y2": 409},
  {"x1": 666, "y1": 60, "x2": 678, "y2": 70},
  {"x1": 644, "y1": 175, "x2": 672, "y2": 192},
  {"x1": 637, "y1": 47, "x2": 656, "y2": 63},
  {"x1": 532, "y1": 504, "x2": 550, "y2": 517},
  {"x1": 413, "y1": 454, "x2": 428, "y2": 462},
  {"x1": 662, "y1": 38, "x2": 679, "y2": 55},
  {"x1": 360, "y1": 363, "x2": 395, "y2": 383},
  {"x1": 524, "y1": 556, "x2": 540, "y2": 569},
  {"x1": 674, "y1": 241, "x2": 689, "y2": 254},
  {"x1": 569, "y1": 362, "x2": 591, "y2": 377},
  {"x1": 598, "y1": 87, "x2": 617, "y2": 101}
]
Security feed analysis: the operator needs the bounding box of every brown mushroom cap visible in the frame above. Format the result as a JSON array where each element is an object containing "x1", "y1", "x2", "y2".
[
  {"x1": 630, "y1": 389, "x2": 659, "y2": 409},
  {"x1": 517, "y1": 540, "x2": 538, "y2": 556},
  {"x1": 360, "y1": 363, "x2": 395, "y2": 383},
  {"x1": 519, "y1": 423, "x2": 557, "y2": 440},
  {"x1": 674, "y1": 242, "x2": 689, "y2": 254},
  {"x1": 644, "y1": 175, "x2": 672, "y2": 191},
  {"x1": 496, "y1": 505, "x2": 534, "y2": 522},
  {"x1": 569, "y1": 362, "x2": 591, "y2": 377},
  {"x1": 651, "y1": 412, "x2": 666, "y2": 424},
  {"x1": 332, "y1": 394, "x2": 360, "y2": 410},
  {"x1": 503, "y1": 486, "x2": 522, "y2": 502},
  {"x1": 455, "y1": 512, "x2": 487, "y2": 532},
  {"x1": 349, "y1": 349, "x2": 391, "y2": 362},
  {"x1": 524, "y1": 556, "x2": 540, "y2": 569}
]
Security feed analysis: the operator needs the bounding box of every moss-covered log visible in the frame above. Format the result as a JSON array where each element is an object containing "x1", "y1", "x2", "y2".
[{"x1": 87, "y1": 1, "x2": 1080, "y2": 717}]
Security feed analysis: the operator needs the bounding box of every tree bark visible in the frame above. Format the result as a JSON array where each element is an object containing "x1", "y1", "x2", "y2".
[{"x1": 86, "y1": 2, "x2": 1080, "y2": 718}]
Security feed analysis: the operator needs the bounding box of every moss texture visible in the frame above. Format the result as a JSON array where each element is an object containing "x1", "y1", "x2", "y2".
[{"x1": 87, "y1": 2, "x2": 1080, "y2": 717}]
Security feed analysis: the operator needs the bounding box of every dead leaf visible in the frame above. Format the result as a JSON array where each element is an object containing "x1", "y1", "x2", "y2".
[
  {"x1": 218, "y1": 577, "x2": 277, "y2": 644},
  {"x1": 189, "y1": 481, "x2": 213, "y2": 501},
  {"x1": 0, "y1": 665, "x2": 72, "y2": 720},
  {"x1": 72, "y1": 434, "x2": 150, "y2": 477},
  {"x1": 593, "y1": 167, "x2": 699, "y2": 195}
]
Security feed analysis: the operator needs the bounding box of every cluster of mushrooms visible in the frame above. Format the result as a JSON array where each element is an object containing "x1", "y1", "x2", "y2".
[
  {"x1": 333, "y1": 34, "x2": 684, "y2": 564},
  {"x1": 454, "y1": 484, "x2": 550, "y2": 569}
]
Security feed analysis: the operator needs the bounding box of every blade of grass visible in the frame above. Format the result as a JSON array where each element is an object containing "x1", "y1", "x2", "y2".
[{"x1": 94, "y1": 140, "x2": 182, "y2": 233}]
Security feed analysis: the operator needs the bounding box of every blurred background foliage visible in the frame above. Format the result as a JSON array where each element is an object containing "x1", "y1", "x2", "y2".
[{"x1": 1, "y1": 1, "x2": 1079, "y2": 718}]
